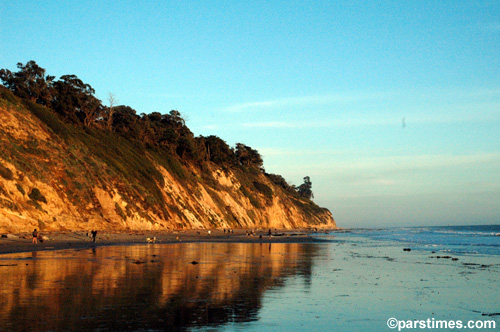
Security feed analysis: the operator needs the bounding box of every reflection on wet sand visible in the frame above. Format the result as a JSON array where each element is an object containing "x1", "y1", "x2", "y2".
[{"x1": 0, "y1": 242, "x2": 322, "y2": 331}]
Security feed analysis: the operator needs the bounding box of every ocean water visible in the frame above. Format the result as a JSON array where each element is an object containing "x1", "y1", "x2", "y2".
[
  {"x1": 329, "y1": 224, "x2": 500, "y2": 256},
  {"x1": 0, "y1": 226, "x2": 499, "y2": 331}
]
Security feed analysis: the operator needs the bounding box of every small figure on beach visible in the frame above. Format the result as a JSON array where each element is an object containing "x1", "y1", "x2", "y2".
[
  {"x1": 91, "y1": 230, "x2": 97, "y2": 243},
  {"x1": 32, "y1": 229, "x2": 38, "y2": 244}
]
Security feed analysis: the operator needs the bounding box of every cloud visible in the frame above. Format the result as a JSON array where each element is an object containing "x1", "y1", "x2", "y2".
[
  {"x1": 268, "y1": 152, "x2": 500, "y2": 190},
  {"x1": 201, "y1": 124, "x2": 218, "y2": 130},
  {"x1": 300, "y1": 153, "x2": 500, "y2": 205},
  {"x1": 222, "y1": 87, "x2": 500, "y2": 114},
  {"x1": 224, "y1": 100, "x2": 282, "y2": 113},
  {"x1": 258, "y1": 147, "x2": 349, "y2": 158},
  {"x1": 242, "y1": 118, "x2": 400, "y2": 129},
  {"x1": 301, "y1": 152, "x2": 500, "y2": 174},
  {"x1": 222, "y1": 92, "x2": 387, "y2": 113},
  {"x1": 225, "y1": 87, "x2": 500, "y2": 130},
  {"x1": 241, "y1": 106, "x2": 500, "y2": 130},
  {"x1": 242, "y1": 121, "x2": 298, "y2": 128},
  {"x1": 240, "y1": 116, "x2": 446, "y2": 129}
]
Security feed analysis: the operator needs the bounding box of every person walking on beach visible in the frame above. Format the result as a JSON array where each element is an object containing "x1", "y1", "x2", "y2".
[
  {"x1": 91, "y1": 230, "x2": 97, "y2": 243},
  {"x1": 32, "y1": 229, "x2": 38, "y2": 244}
]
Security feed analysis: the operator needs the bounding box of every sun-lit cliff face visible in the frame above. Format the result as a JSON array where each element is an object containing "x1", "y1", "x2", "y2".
[
  {"x1": 0, "y1": 243, "x2": 323, "y2": 330},
  {"x1": 0, "y1": 88, "x2": 336, "y2": 233}
]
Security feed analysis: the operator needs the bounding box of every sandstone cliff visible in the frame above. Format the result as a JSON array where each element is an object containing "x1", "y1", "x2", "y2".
[{"x1": 0, "y1": 88, "x2": 335, "y2": 233}]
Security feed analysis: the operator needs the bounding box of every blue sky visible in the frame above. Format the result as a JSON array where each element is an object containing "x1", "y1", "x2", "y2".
[{"x1": 1, "y1": 1, "x2": 499, "y2": 227}]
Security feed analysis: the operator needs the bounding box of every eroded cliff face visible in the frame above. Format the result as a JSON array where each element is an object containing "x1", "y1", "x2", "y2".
[{"x1": 0, "y1": 95, "x2": 336, "y2": 233}]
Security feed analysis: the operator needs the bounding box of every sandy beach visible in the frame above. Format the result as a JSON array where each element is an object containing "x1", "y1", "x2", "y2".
[{"x1": 0, "y1": 228, "x2": 335, "y2": 255}]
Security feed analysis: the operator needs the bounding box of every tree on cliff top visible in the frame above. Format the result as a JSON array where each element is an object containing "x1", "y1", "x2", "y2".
[
  {"x1": 297, "y1": 176, "x2": 314, "y2": 199},
  {"x1": 52, "y1": 75, "x2": 103, "y2": 127},
  {"x1": 235, "y1": 143, "x2": 263, "y2": 170},
  {"x1": 0, "y1": 61, "x2": 54, "y2": 105},
  {"x1": 199, "y1": 135, "x2": 237, "y2": 166}
]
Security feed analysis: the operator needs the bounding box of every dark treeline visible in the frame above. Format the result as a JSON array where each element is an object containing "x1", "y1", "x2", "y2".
[{"x1": 0, "y1": 61, "x2": 313, "y2": 199}]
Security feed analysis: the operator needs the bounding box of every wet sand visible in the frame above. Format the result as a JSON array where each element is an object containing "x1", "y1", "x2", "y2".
[
  {"x1": 250, "y1": 235, "x2": 500, "y2": 331},
  {"x1": 0, "y1": 228, "x2": 335, "y2": 255},
  {"x1": 0, "y1": 231, "x2": 498, "y2": 331}
]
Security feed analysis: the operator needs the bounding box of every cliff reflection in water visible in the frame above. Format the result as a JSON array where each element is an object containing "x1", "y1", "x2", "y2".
[{"x1": 0, "y1": 242, "x2": 322, "y2": 331}]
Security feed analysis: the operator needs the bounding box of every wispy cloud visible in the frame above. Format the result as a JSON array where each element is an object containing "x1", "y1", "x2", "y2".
[
  {"x1": 242, "y1": 118, "x2": 401, "y2": 129},
  {"x1": 258, "y1": 147, "x2": 350, "y2": 158},
  {"x1": 201, "y1": 124, "x2": 218, "y2": 130},
  {"x1": 242, "y1": 121, "x2": 298, "y2": 128},
  {"x1": 272, "y1": 152, "x2": 500, "y2": 200},
  {"x1": 240, "y1": 111, "x2": 500, "y2": 129},
  {"x1": 268, "y1": 152, "x2": 500, "y2": 180},
  {"x1": 223, "y1": 92, "x2": 388, "y2": 113},
  {"x1": 145, "y1": 91, "x2": 218, "y2": 100},
  {"x1": 298, "y1": 152, "x2": 500, "y2": 173},
  {"x1": 223, "y1": 88, "x2": 500, "y2": 127}
]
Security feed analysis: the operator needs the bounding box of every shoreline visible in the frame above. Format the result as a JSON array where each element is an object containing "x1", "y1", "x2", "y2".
[
  {"x1": 0, "y1": 228, "x2": 338, "y2": 255},
  {"x1": 1, "y1": 227, "x2": 498, "y2": 331}
]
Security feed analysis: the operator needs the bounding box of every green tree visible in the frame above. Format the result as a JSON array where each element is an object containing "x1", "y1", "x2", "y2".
[
  {"x1": 112, "y1": 105, "x2": 140, "y2": 138},
  {"x1": 266, "y1": 173, "x2": 296, "y2": 193},
  {"x1": 297, "y1": 176, "x2": 314, "y2": 199},
  {"x1": 235, "y1": 143, "x2": 263, "y2": 170},
  {"x1": 52, "y1": 75, "x2": 103, "y2": 126},
  {"x1": 200, "y1": 135, "x2": 237, "y2": 166},
  {"x1": 0, "y1": 61, "x2": 54, "y2": 105}
]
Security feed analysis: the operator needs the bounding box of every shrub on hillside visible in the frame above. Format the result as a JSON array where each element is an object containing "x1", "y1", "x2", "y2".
[
  {"x1": 16, "y1": 183, "x2": 25, "y2": 195},
  {"x1": 253, "y1": 181, "x2": 273, "y2": 200},
  {"x1": 0, "y1": 163, "x2": 14, "y2": 180},
  {"x1": 28, "y1": 188, "x2": 47, "y2": 203}
]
